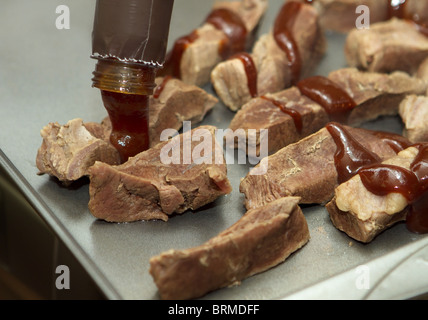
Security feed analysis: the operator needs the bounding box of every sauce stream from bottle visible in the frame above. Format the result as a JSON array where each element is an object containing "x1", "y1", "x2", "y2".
[{"x1": 101, "y1": 90, "x2": 150, "y2": 163}]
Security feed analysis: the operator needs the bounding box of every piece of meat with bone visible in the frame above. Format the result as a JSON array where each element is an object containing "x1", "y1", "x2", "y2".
[
  {"x1": 211, "y1": 1, "x2": 326, "y2": 111},
  {"x1": 158, "y1": 0, "x2": 268, "y2": 87},
  {"x1": 290, "y1": 0, "x2": 428, "y2": 33},
  {"x1": 240, "y1": 123, "x2": 412, "y2": 211},
  {"x1": 227, "y1": 68, "x2": 427, "y2": 156},
  {"x1": 36, "y1": 118, "x2": 121, "y2": 185},
  {"x1": 149, "y1": 76, "x2": 218, "y2": 147},
  {"x1": 88, "y1": 126, "x2": 232, "y2": 223},
  {"x1": 326, "y1": 144, "x2": 428, "y2": 243},
  {"x1": 399, "y1": 95, "x2": 428, "y2": 143},
  {"x1": 149, "y1": 196, "x2": 309, "y2": 300},
  {"x1": 345, "y1": 18, "x2": 428, "y2": 75}
]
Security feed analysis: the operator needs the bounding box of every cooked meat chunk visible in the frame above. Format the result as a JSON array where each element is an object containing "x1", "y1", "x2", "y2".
[
  {"x1": 36, "y1": 77, "x2": 218, "y2": 183},
  {"x1": 149, "y1": 196, "x2": 309, "y2": 300},
  {"x1": 290, "y1": 0, "x2": 387, "y2": 33},
  {"x1": 211, "y1": 2, "x2": 325, "y2": 111},
  {"x1": 345, "y1": 18, "x2": 428, "y2": 74},
  {"x1": 160, "y1": 0, "x2": 268, "y2": 87},
  {"x1": 149, "y1": 77, "x2": 218, "y2": 146},
  {"x1": 417, "y1": 57, "x2": 428, "y2": 82},
  {"x1": 240, "y1": 125, "x2": 409, "y2": 210},
  {"x1": 326, "y1": 147, "x2": 420, "y2": 243},
  {"x1": 329, "y1": 68, "x2": 428, "y2": 125},
  {"x1": 36, "y1": 119, "x2": 120, "y2": 184},
  {"x1": 228, "y1": 68, "x2": 427, "y2": 156},
  {"x1": 227, "y1": 87, "x2": 329, "y2": 156},
  {"x1": 399, "y1": 95, "x2": 428, "y2": 143},
  {"x1": 291, "y1": 0, "x2": 428, "y2": 33},
  {"x1": 88, "y1": 126, "x2": 232, "y2": 222}
]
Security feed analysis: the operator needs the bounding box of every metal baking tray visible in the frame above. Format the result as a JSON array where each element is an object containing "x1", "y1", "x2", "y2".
[{"x1": 0, "y1": 0, "x2": 427, "y2": 300}]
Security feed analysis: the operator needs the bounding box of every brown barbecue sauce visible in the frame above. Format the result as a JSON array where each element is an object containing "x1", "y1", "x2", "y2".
[
  {"x1": 387, "y1": 0, "x2": 428, "y2": 37},
  {"x1": 260, "y1": 96, "x2": 303, "y2": 133},
  {"x1": 229, "y1": 52, "x2": 258, "y2": 98},
  {"x1": 273, "y1": 1, "x2": 303, "y2": 84},
  {"x1": 101, "y1": 91, "x2": 150, "y2": 163},
  {"x1": 297, "y1": 76, "x2": 357, "y2": 123},
  {"x1": 92, "y1": 59, "x2": 157, "y2": 163},
  {"x1": 205, "y1": 8, "x2": 248, "y2": 59},
  {"x1": 161, "y1": 30, "x2": 199, "y2": 79},
  {"x1": 160, "y1": 7, "x2": 247, "y2": 79},
  {"x1": 326, "y1": 122, "x2": 382, "y2": 184},
  {"x1": 153, "y1": 75, "x2": 173, "y2": 99},
  {"x1": 359, "y1": 143, "x2": 428, "y2": 234},
  {"x1": 327, "y1": 122, "x2": 428, "y2": 234}
]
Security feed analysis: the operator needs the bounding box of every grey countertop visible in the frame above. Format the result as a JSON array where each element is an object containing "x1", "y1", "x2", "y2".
[{"x1": 0, "y1": 0, "x2": 427, "y2": 300}]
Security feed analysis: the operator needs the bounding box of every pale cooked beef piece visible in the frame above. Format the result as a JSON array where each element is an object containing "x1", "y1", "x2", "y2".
[
  {"x1": 345, "y1": 18, "x2": 428, "y2": 75},
  {"x1": 291, "y1": 0, "x2": 428, "y2": 33},
  {"x1": 149, "y1": 196, "x2": 309, "y2": 300},
  {"x1": 290, "y1": 0, "x2": 388, "y2": 33},
  {"x1": 149, "y1": 77, "x2": 218, "y2": 146},
  {"x1": 417, "y1": 57, "x2": 428, "y2": 82},
  {"x1": 329, "y1": 68, "x2": 428, "y2": 125},
  {"x1": 36, "y1": 77, "x2": 218, "y2": 184},
  {"x1": 36, "y1": 119, "x2": 120, "y2": 184},
  {"x1": 326, "y1": 147, "x2": 420, "y2": 243},
  {"x1": 227, "y1": 87, "x2": 329, "y2": 155},
  {"x1": 240, "y1": 125, "x2": 408, "y2": 210},
  {"x1": 211, "y1": 2, "x2": 325, "y2": 111},
  {"x1": 161, "y1": 0, "x2": 267, "y2": 87},
  {"x1": 228, "y1": 68, "x2": 427, "y2": 156},
  {"x1": 88, "y1": 126, "x2": 232, "y2": 223},
  {"x1": 399, "y1": 95, "x2": 428, "y2": 143}
]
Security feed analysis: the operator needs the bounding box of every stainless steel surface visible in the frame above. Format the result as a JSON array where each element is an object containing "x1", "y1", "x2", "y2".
[{"x1": 0, "y1": 0, "x2": 427, "y2": 300}]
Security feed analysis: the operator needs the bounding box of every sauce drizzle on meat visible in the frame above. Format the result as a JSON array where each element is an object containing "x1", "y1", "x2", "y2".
[
  {"x1": 161, "y1": 31, "x2": 199, "y2": 79},
  {"x1": 386, "y1": 0, "x2": 428, "y2": 37},
  {"x1": 273, "y1": 1, "x2": 303, "y2": 84},
  {"x1": 387, "y1": 0, "x2": 408, "y2": 19},
  {"x1": 359, "y1": 143, "x2": 428, "y2": 234},
  {"x1": 327, "y1": 122, "x2": 428, "y2": 234},
  {"x1": 160, "y1": 7, "x2": 248, "y2": 80},
  {"x1": 153, "y1": 75, "x2": 173, "y2": 99},
  {"x1": 229, "y1": 52, "x2": 258, "y2": 98},
  {"x1": 260, "y1": 96, "x2": 303, "y2": 133},
  {"x1": 205, "y1": 8, "x2": 248, "y2": 59},
  {"x1": 326, "y1": 122, "x2": 381, "y2": 184},
  {"x1": 297, "y1": 76, "x2": 357, "y2": 123},
  {"x1": 368, "y1": 131, "x2": 412, "y2": 154}
]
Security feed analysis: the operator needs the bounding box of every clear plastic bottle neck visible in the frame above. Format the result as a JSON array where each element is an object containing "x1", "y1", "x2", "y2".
[{"x1": 91, "y1": 58, "x2": 157, "y2": 95}]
